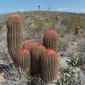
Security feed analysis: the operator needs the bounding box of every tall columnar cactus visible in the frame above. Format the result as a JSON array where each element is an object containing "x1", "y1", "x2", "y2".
[
  {"x1": 22, "y1": 41, "x2": 35, "y2": 52},
  {"x1": 43, "y1": 29, "x2": 59, "y2": 50},
  {"x1": 31, "y1": 44, "x2": 46, "y2": 76},
  {"x1": 6, "y1": 14, "x2": 23, "y2": 63},
  {"x1": 40, "y1": 49, "x2": 59, "y2": 82},
  {"x1": 16, "y1": 48, "x2": 31, "y2": 72}
]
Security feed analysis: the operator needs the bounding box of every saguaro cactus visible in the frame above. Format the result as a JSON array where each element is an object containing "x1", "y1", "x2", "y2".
[
  {"x1": 43, "y1": 29, "x2": 59, "y2": 50},
  {"x1": 6, "y1": 14, "x2": 23, "y2": 63},
  {"x1": 40, "y1": 49, "x2": 59, "y2": 82},
  {"x1": 22, "y1": 41, "x2": 35, "y2": 52},
  {"x1": 16, "y1": 48, "x2": 31, "y2": 72},
  {"x1": 31, "y1": 44, "x2": 46, "y2": 76}
]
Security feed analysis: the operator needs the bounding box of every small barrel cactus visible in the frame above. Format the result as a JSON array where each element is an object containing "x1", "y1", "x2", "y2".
[
  {"x1": 16, "y1": 48, "x2": 31, "y2": 73},
  {"x1": 40, "y1": 49, "x2": 59, "y2": 82},
  {"x1": 31, "y1": 44, "x2": 46, "y2": 76},
  {"x1": 6, "y1": 14, "x2": 23, "y2": 63},
  {"x1": 22, "y1": 41, "x2": 35, "y2": 52},
  {"x1": 43, "y1": 29, "x2": 59, "y2": 50},
  {"x1": 74, "y1": 26, "x2": 81, "y2": 34}
]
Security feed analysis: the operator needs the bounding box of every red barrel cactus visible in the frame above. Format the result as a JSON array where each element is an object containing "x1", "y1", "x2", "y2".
[
  {"x1": 6, "y1": 14, "x2": 23, "y2": 63},
  {"x1": 40, "y1": 49, "x2": 59, "y2": 82},
  {"x1": 16, "y1": 48, "x2": 31, "y2": 73},
  {"x1": 43, "y1": 29, "x2": 59, "y2": 50},
  {"x1": 31, "y1": 44, "x2": 46, "y2": 76}
]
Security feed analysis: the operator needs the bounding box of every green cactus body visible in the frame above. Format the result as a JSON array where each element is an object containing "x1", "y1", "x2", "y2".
[
  {"x1": 41, "y1": 49, "x2": 59, "y2": 82},
  {"x1": 43, "y1": 29, "x2": 59, "y2": 50},
  {"x1": 6, "y1": 14, "x2": 23, "y2": 63},
  {"x1": 22, "y1": 41, "x2": 35, "y2": 52},
  {"x1": 16, "y1": 48, "x2": 31, "y2": 72},
  {"x1": 31, "y1": 44, "x2": 46, "y2": 76}
]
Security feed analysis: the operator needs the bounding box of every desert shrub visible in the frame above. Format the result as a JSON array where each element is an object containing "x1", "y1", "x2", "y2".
[
  {"x1": 60, "y1": 66, "x2": 75, "y2": 85},
  {"x1": 44, "y1": 17, "x2": 50, "y2": 23},
  {"x1": 70, "y1": 56, "x2": 85, "y2": 66},
  {"x1": 63, "y1": 17, "x2": 79, "y2": 31},
  {"x1": 79, "y1": 19, "x2": 85, "y2": 28},
  {"x1": 58, "y1": 38, "x2": 69, "y2": 51},
  {"x1": 0, "y1": 21, "x2": 4, "y2": 30},
  {"x1": 78, "y1": 56, "x2": 85, "y2": 65},
  {"x1": 33, "y1": 18, "x2": 44, "y2": 32},
  {"x1": 70, "y1": 56, "x2": 78, "y2": 66},
  {"x1": 63, "y1": 15, "x2": 85, "y2": 31}
]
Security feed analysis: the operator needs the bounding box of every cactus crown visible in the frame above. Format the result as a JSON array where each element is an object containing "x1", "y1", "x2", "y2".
[
  {"x1": 43, "y1": 49, "x2": 57, "y2": 56},
  {"x1": 34, "y1": 44, "x2": 46, "y2": 49},
  {"x1": 17, "y1": 48, "x2": 29, "y2": 55},
  {"x1": 23, "y1": 41, "x2": 34, "y2": 45},
  {"x1": 46, "y1": 49, "x2": 56, "y2": 53},
  {"x1": 9, "y1": 14, "x2": 19, "y2": 17},
  {"x1": 7, "y1": 14, "x2": 20, "y2": 20},
  {"x1": 44, "y1": 29, "x2": 58, "y2": 34},
  {"x1": 22, "y1": 41, "x2": 35, "y2": 52},
  {"x1": 6, "y1": 14, "x2": 22, "y2": 27},
  {"x1": 47, "y1": 29, "x2": 57, "y2": 33}
]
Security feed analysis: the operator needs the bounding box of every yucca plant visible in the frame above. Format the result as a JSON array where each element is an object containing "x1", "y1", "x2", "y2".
[
  {"x1": 31, "y1": 44, "x2": 46, "y2": 76},
  {"x1": 6, "y1": 14, "x2": 23, "y2": 63},
  {"x1": 40, "y1": 49, "x2": 59, "y2": 82},
  {"x1": 43, "y1": 29, "x2": 59, "y2": 50},
  {"x1": 16, "y1": 48, "x2": 31, "y2": 73}
]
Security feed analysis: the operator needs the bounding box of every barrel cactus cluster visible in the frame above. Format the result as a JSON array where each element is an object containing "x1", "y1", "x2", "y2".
[{"x1": 6, "y1": 14, "x2": 59, "y2": 83}]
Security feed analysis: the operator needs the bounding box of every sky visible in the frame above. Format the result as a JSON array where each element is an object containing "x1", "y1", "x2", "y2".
[{"x1": 0, "y1": 0, "x2": 85, "y2": 14}]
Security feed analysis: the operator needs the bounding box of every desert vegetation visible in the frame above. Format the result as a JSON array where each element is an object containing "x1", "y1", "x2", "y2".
[{"x1": 0, "y1": 11, "x2": 85, "y2": 85}]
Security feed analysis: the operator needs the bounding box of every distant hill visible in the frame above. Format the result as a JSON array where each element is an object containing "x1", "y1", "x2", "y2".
[{"x1": 0, "y1": 11, "x2": 85, "y2": 31}]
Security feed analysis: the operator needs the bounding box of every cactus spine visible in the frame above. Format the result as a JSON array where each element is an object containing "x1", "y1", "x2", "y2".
[
  {"x1": 43, "y1": 29, "x2": 59, "y2": 50},
  {"x1": 40, "y1": 49, "x2": 59, "y2": 82},
  {"x1": 16, "y1": 48, "x2": 31, "y2": 72},
  {"x1": 31, "y1": 44, "x2": 46, "y2": 76},
  {"x1": 6, "y1": 14, "x2": 23, "y2": 63},
  {"x1": 22, "y1": 41, "x2": 35, "y2": 52}
]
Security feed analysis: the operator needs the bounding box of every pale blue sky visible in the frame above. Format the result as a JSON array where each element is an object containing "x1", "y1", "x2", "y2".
[{"x1": 0, "y1": 0, "x2": 85, "y2": 14}]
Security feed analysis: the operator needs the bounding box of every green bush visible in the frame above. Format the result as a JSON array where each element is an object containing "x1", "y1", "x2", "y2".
[
  {"x1": 70, "y1": 56, "x2": 85, "y2": 66},
  {"x1": 60, "y1": 66, "x2": 75, "y2": 85},
  {"x1": 33, "y1": 18, "x2": 44, "y2": 32}
]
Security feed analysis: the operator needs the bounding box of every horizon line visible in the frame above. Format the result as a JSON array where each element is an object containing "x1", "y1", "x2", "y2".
[{"x1": 1, "y1": 10, "x2": 85, "y2": 15}]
